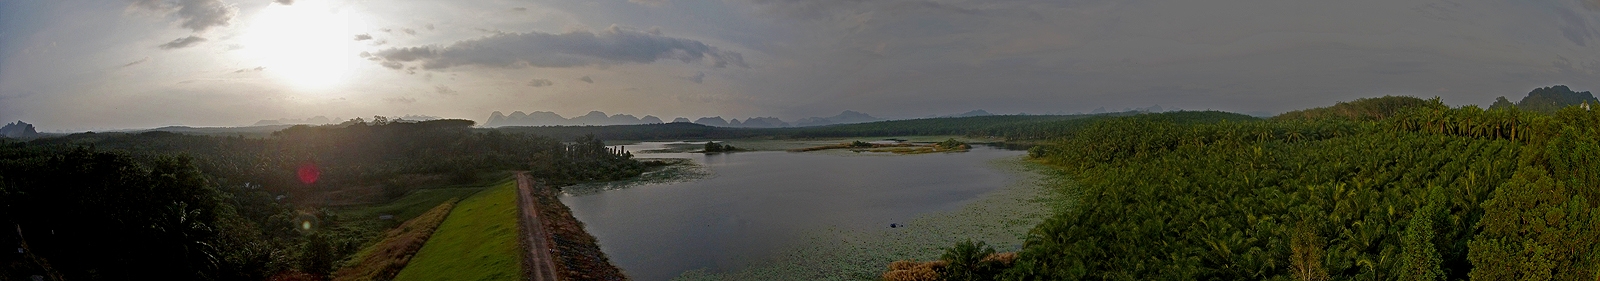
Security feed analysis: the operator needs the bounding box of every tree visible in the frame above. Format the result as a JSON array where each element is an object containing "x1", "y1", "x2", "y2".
[
  {"x1": 1489, "y1": 96, "x2": 1516, "y2": 110},
  {"x1": 0, "y1": 148, "x2": 252, "y2": 280},
  {"x1": 1468, "y1": 167, "x2": 1598, "y2": 280},
  {"x1": 1400, "y1": 187, "x2": 1445, "y2": 281},
  {"x1": 941, "y1": 240, "x2": 998, "y2": 281}
]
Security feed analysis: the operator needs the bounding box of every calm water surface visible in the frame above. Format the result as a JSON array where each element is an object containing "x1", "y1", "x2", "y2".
[{"x1": 560, "y1": 142, "x2": 1024, "y2": 280}]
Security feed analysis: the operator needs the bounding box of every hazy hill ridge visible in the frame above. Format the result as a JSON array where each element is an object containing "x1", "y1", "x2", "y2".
[
  {"x1": 486, "y1": 109, "x2": 1014, "y2": 128},
  {"x1": 1, "y1": 121, "x2": 38, "y2": 138},
  {"x1": 486, "y1": 110, "x2": 830, "y2": 128},
  {"x1": 795, "y1": 110, "x2": 883, "y2": 126},
  {"x1": 1491, "y1": 85, "x2": 1598, "y2": 113}
]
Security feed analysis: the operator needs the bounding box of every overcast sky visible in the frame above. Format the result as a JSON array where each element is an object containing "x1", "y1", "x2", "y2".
[{"x1": 3, "y1": 0, "x2": 1599, "y2": 131}]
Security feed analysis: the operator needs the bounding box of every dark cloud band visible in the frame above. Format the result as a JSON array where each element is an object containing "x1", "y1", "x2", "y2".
[
  {"x1": 373, "y1": 25, "x2": 747, "y2": 70},
  {"x1": 158, "y1": 36, "x2": 207, "y2": 50},
  {"x1": 128, "y1": 0, "x2": 237, "y2": 32}
]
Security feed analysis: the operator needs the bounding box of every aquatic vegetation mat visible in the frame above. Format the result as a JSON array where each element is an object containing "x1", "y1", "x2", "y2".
[
  {"x1": 672, "y1": 156, "x2": 1073, "y2": 281},
  {"x1": 561, "y1": 158, "x2": 711, "y2": 195}
]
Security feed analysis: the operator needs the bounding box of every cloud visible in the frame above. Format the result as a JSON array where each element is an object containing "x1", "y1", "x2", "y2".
[
  {"x1": 1555, "y1": 8, "x2": 1596, "y2": 46},
  {"x1": 374, "y1": 25, "x2": 748, "y2": 70},
  {"x1": 512, "y1": 7, "x2": 527, "y2": 12},
  {"x1": 127, "y1": 0, "x2": 238, "y2": 32},
  {"x1": 158, "y1": 36, "x2": 207, "y2": 49},
  {"x1": 740, "y1": 0, "x2": 978, "y2": 19},
  {"x1": 527, "y1": 78, "x2": 554, "y2": 87},
  {"x1": 273, "y1": 0, "x2": 293, "y2": 4},
  {"x1": 434, "y1": 85, "x2": 457, "y2": 95},
  {"x1": 232, "y1": 66, "x2": 265, "y2": 73},
  {"x1": 579, "y1": 76, "x2": 594, "y2": 83},
  {"x1": 630, "y1": 0, "x2": 668, "y2": 6},
  {"x1": 426, "y1": 23, "x2": 435, "y2": 30},
  {"x1": 384, "y1": 97, "x2": 416, "y2": 104},
  {"x1": 119, "y1": 57, "x2": 151, "y2": 68},
  {"x1": 685, "y1": 71, "x2": 705, "y2": 83},
  {"x1": 354, "y1": 34, "x2": 373, "y2": 41},
  {"x1": 403, "y1": 28, "x2": 417, "y2": 35}
]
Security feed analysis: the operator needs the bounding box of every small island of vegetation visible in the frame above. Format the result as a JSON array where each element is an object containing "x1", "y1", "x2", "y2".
[
  {"x1": 701, "y1": 141, "x2": 742, "y2": 153},
  {"x1": 788, "y1": 138, "x2": 972, "y2": 154}
]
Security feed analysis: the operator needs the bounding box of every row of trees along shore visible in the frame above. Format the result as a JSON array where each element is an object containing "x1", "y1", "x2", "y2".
[{"x1": 0, "y1": 118, "x2": 643, "y2": 280}]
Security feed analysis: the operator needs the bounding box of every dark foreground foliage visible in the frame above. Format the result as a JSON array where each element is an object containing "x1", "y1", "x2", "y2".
[
  {"x1": 0, "y1": 119, "x2": 644, "y2": 280},
  {"x1": 993, "y1": 97, "x2": 1599, "y2": 280}
]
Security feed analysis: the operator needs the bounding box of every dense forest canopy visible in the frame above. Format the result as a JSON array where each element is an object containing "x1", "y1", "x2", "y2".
[
  {"x1": 987, "y1": 97, "x2": 1600, "y2": 280},
  {"x1": 1, "y1": 118, "x2": 645, "y2": 280}
]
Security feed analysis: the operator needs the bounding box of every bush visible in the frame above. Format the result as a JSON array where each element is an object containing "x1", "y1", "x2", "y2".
[
  {"x1": 883, "y1": 260, "x2": 945, "y2": 281},
  {"x1": 941, "y1": 240, "x2": 1003, "y2": 281}
]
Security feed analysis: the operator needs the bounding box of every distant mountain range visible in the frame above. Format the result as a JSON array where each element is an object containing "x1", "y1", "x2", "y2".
[
  {"x1": 488, "y1": 111, "x2": 668, "y2": 127},
  {"x1": 939, "y1": 109, "x2": 994, "y2": 118},
  {"x1": 794, "y1": 110, "x2": 883, "y2": 126},
  {"x1": 2, "y1": 121, "x2": 39, "y2": 138},
  {"x1": 254, "y1": 115, "x2": 439, "y2": 126},
  {"x1": 1088, "y1": 105, "x2": 1181, "y2": 114},
  {"x1": 485, "y1": 110, "x2": 896, "y2": 128}
]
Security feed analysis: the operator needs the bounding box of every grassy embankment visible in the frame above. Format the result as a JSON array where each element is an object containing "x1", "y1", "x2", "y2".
[
  {"x1": 392, "y1": 179, "x2": 524, "y2": 281},
  {"x1": 334, "y1": 187, "x2": 484, "y2": 229},
  {"x1": 332, "y1": 199, "x2": 458, "y2": 281},
  {"x1": 675, "y1": 156, "x2": 1071, "y2": 281}
]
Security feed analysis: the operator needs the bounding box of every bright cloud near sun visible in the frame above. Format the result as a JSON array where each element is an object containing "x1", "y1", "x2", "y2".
[{"x1": 239, "y1": 0, "x2": 361, "y2": 91}]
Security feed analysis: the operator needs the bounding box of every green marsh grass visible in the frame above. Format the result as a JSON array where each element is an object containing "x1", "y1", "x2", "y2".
[{"x1": 333, "y1": 199, "x2": 457, "y2": 281}]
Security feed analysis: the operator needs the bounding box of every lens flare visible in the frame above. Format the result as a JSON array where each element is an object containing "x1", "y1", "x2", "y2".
[{"x1": 297, "y1": 162, "x2": 320, "y2": 184}]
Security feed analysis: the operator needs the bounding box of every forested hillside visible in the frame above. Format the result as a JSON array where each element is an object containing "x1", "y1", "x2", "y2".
[
  {"x1": 0, "y1": 119, "x2": 644, "y2": 280},
  {"x1": 968, "y1": 96, "x2": 1600, "y2": 279}
]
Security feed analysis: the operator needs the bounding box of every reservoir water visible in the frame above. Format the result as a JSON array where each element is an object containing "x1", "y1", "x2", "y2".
[{"x1": 560, "y1": 142, "x2": 1026, "y2": 280}]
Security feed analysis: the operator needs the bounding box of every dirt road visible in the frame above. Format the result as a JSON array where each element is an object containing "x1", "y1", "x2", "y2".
[{"x1": 517, "y1": 172, "x2": 561, "y2": 281}]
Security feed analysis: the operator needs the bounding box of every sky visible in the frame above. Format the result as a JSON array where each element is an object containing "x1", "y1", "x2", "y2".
[{"x1": 2, "y1": 0, "x2": 1599, "y2": 131}]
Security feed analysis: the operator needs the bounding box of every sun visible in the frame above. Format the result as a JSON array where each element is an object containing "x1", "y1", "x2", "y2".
[{"x1": 242, "y1": 0, "x2": 357, "y2": 90}]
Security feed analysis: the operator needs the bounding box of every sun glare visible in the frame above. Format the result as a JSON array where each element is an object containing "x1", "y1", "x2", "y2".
[{"x1": 243, "y1": 0, "x2": 357, "y2": 90}]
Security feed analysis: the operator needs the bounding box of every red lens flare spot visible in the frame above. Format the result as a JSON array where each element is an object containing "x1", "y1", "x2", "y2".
[{"x1": 297, "y1": 162, "x2": 321, "y2": 184}]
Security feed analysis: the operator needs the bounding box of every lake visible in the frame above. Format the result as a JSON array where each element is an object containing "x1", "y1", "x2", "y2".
[{"x1": 560, "y1": 142, "x2": 1027, "y2": 281}]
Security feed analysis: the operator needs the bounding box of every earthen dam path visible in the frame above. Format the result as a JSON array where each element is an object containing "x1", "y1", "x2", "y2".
[{"x1": 517, "y1": 172, "x2": 561, "y2": 281}]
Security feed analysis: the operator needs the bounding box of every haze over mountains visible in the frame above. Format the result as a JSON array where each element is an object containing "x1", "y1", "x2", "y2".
[
  {"x1": 485, "y1": 110, "x2": 891, "y2": 128},
  {"x1": 253, "y1": 115, "x2": 441, "y2": 126}
]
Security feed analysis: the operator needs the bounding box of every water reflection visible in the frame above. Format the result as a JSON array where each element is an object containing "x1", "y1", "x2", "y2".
[{"x1": 561, "y1": 142, "x2": 1024, "y2": 280}]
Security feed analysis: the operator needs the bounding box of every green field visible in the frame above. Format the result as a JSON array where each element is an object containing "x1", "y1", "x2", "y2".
[
  {"x1": 335, "y1": 187, "x2": 486, "y2": 229},
  {"x1": 393, "y1": 179, "x2": 524, "y2": 281}
]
